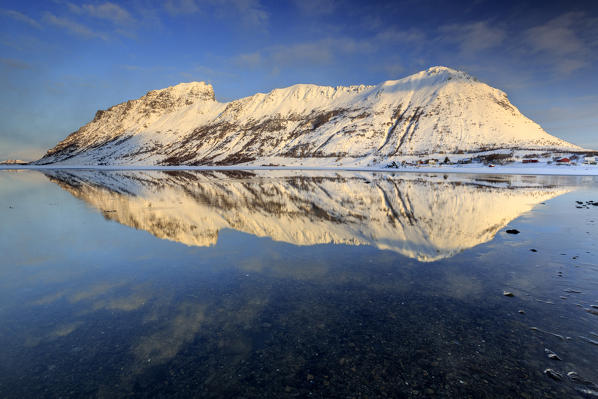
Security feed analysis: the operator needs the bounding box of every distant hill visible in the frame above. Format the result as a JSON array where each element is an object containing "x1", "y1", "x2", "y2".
[{"x1": 0, "y1": 160, "x2": 28, "y2": 165}]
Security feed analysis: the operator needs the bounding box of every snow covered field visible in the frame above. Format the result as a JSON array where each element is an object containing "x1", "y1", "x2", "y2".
[{"x1": 3, "y1": 161, "x2": 598, "y2": 176}]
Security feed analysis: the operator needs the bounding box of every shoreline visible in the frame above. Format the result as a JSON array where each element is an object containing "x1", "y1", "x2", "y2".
[{"x1": 2, "y1": 163, "x2": 598, "y2": 176}]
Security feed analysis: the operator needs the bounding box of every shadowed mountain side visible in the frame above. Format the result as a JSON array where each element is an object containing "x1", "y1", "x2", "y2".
[{"x1": 45, "y1": 171, "x2": 571, "y2": 261}]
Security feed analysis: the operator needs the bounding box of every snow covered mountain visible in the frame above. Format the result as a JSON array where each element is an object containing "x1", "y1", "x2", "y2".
[
  {"x1": 45, "y1": 170, "x2": 570, "y2": 262},
  {"x1": 36, "y1": 67, "x2": 582, "y2": 166}
]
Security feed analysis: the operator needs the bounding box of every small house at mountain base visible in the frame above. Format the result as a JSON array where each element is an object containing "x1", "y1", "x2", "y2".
[{"x1": 556, "y1": 157, "x2": 570, "y2": 165}]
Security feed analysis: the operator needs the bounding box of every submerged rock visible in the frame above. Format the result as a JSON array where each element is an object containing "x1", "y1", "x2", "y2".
[
  {"x1": 545, "y1": 348, "x2": 561, "y2": 361},
  {"x1": 568, "y1": 371, "x2": 598, "y2": 395},
  {"x1": 544, "y1": 368, "x2": 562, "y2": 381},
  {"x1": 579, "y1": 336, "x2": 598, "y2": 346},
  {"x1": 530, "y1": 327, "x2": 565, "y2": 340},
  {"x1": 564, "y1": 289, "x2": 582, "y2": 294},
  {"x1": 568, "y1": 371, "x2": 581, "y2": 381},
  {"x1": 576, "y1": 388, "x2": 598, "y2": 397}
]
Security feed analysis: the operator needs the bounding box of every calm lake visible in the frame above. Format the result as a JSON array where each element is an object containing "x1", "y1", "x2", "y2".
[{"x1": 1, "y1": 169, "x2": 598, "y2": 398}]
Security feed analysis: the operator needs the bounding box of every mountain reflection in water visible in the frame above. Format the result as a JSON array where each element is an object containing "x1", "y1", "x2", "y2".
[
  {"x1": 3, "y1": 170, "x2": 598, "y2": 398},
  {"x1": 45, "y1": 170, "x2": 570, "y2": 261}
]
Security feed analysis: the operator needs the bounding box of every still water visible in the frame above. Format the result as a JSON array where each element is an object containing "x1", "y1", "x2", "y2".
[{"x1": 1, "y1": 169, "x2": 597, "y2": 398}]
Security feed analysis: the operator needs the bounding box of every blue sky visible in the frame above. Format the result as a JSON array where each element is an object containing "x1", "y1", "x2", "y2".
[{"x1": 1, "y1": 0, "x2": 597, "y2": 160}]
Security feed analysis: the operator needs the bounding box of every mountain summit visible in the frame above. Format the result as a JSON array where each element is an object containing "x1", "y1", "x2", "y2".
[{"x1": 37, "y1": 67, "x2": 581, "y2": 166}]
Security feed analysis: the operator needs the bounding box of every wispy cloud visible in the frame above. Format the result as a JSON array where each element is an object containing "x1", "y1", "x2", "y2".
[
  {"x1": 523, "y1": 12, "x2": 598, "y2": 74},
  {"x1": 292, "y1": 0, "x2": 336, "y2": 16},
  {"x1": 235, "y1": 37, "x2": 376, "y2": 72},
  {"x1": 69, "y1": 2, "x2": 135, "y2": 25},
  {"x1": 234, "y1": 52, "x2": 262, "y2": 68},
  {"x1": 164, "y1": 0, "x2": 201, "y2": 15},
  {"x1": 163, "y1": 0, "x2": 268, "y2": 29},
  {"x1": 121, "y1": 64, "x2": 144, "y2": 71},
  {"x1": 0, "y1": 9, "x2": 42, "y2": 29},
  {"x1": 375, "y1": 28, "x2": 426, "y2": 44},
  {"x1": 47, "y1": 1, "x2": 139, "y2": 38},
  {"x1": 184, "y1": 64, "x2": 236, "y2": 79},
  {"x1": 439, "y1": 21, "x2": 506, "y2": 54},
  {"x1": 229, "y1": 0, "x2": 268, "y2": 28},
  {"x1": 43, "y1": 12, "x2": 108, "y2": 40},
  {"x1": 371, "y1": 54, "x2": 405, "y2": 77},
  {"x1": 0, "y1": 57, "x2": 32, "y2": 70},
  {"x1": 164, "y1": 0, "x2": 199, "y2": 15}
]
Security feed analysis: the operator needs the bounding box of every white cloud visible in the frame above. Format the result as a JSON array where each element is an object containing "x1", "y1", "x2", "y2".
[
  {"x1": 164, "y1": 0, "x2": 200, "y2": 15},
  {"x1": 234, "y1": 37, "x2": 375, "y2": 72},
  {"x1": 121, "y1": 64, "x2": 144, "y2": 71},
  {"x1": 0, "y1": 57, "x2": 32, "y2": 70},
  {"x1": 163, "y1": 0, "x2": 268, "y2": 28},
  {"x1": 0, "y1": 9, "x2": 42, "y2": 29},
  {"x1": 374, "y1": 54, "x2": 404, "y2": 78},
  {"x1": 227, "y1": 0, "x2": 268, "y2": 27},
  {"x1": 292, "y1": 0, "x2": 336, "y2": 16},
  {"x1": 440, "y1": 21, "x2": 506, "y2": 53},
  {"x1": 80, "y1": 2, "x2": 135, "y2": 25},
  {"x1": 375, "y1": 28, "x2": 425, "y2": 44},
  {"x1": 179, "y1": 64, "x2": 236, "y2": 81},
  {"x1": 234, "y1": 52, "x2": 262, "y2": 68},
  {"x1": 49, "y1": 2, "x2": 137, "y2": 38},
  {"x1": 523, "y1": 12, "x2": 598, "y2": 74},
  {"x1": 43, "y1": 12, "x2": 108, "y2": 40}
]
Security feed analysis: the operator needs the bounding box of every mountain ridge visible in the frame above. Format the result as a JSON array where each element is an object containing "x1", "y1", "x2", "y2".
[{"x1": 36, "y1": 66, "x2": 584, "y2": 166}]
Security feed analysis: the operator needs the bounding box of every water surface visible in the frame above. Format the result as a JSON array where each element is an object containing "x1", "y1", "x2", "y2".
[{"x1": 1, "y1": 170, "x2": 597, "y2": 398}]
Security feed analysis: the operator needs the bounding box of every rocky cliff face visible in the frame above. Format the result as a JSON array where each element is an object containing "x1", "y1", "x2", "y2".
[
  {"x1": 37, "y1": 67, "x2": 581, "y2": 166},
  {"x1": 44, "y1": 170, "x2": 570, "y2": 262}
]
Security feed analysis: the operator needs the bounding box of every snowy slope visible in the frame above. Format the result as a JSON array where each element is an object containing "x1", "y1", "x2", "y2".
[
  {"x1": 36, "y1": 67, "x2": 583, "y2": 166},
  {"x1": 45, "y1": 170, "x2": 570, "y2": 262}
]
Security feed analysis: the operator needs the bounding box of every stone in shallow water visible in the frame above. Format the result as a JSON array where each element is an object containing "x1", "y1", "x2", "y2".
[
  {"x1": 579, "y1": 336, "x2": 598, "y2": 346},
  {"x1": 544, "y1": 368, "x2": 562, "y2": 381},
  {"x1": 568, "y1": 371, "x2": 581, "y2": 380},
  {"x1": 564, "y1": 289, "x2": 582, "y2": 293},
  {"x1": 545, "y1": 348, "x2": 561, "y2": 361},
  {"x1": 576, "y1": 388, "x2": 598, "y2": 397},
  {"x1": 530, "y1": 327, "x2": 565, "y2": 340}
]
